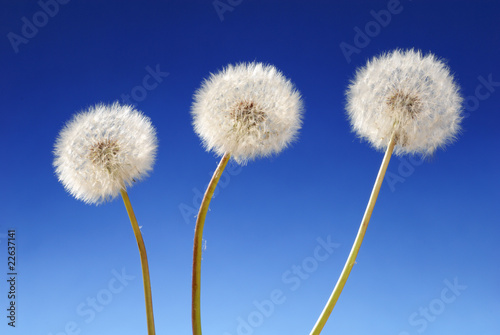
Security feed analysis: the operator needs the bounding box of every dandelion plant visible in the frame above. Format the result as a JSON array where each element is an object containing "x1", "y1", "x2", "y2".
[
  {"x1": 53, "y1": 102, "x2": 158, "y2": 335},
  {"x1": 190, "y1": 62, "x2": 303, "y2": 335},
  {"x1": 310, "y1": 49, "x2": 463, "y2": 334}
]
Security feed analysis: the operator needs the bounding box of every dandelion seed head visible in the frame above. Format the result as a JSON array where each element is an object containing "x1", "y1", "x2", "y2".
[
  {"x1": 53, "y1": 102, "x2": 158, "y2": 205},
  {"x1": 191, "y1": 62, "x2": 304, "y2": 164},
  {"x1": 346, "y1": 49, "x2": 463, "y2": 156}
]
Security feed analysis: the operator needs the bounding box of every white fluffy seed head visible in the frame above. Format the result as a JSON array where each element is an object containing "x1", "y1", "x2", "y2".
[
  {"x1": 53, "y1": 102, "x2": 158, "y2": 205},
  {"x1": 191, "y1": 62, "x2": 304, "y2": 164},
  {"x1": 346, "y1": 49, "x2": 463, "y2": 156}
]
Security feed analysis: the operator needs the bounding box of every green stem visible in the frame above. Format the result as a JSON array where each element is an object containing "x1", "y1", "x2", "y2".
[
  {"x1": 120, "y1": 189, "x2": 156, "y2": 335},
  {"x1": 309, "y1": 133, "x2": 396, "y2": 335},
  {"x1": 192, "y1": 153, "x2": 231, "y2": 335}
]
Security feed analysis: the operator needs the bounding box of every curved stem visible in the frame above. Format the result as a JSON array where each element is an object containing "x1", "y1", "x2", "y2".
[
  {"x1": 309, "y1": 133, "x2": 396, "y2": 335},
  {"x1": 120, "y1": 189, "x2": 156, "y2": 335},
  {"x1": 192, "y1": 153, "x2": 231, "y2": 335}
]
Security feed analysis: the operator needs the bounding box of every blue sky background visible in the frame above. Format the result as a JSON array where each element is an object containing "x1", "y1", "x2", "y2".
[{"x1": 1, "y1": 1, "x2": 499, "y2": 334}]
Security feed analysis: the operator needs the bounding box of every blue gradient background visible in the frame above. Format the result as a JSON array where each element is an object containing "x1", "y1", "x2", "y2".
[{"x1": 1, "y1": 1, "x2": 499, "y2": 334}]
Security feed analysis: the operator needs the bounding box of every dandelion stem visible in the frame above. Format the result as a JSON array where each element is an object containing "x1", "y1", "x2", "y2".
[
  {"x1": 120, "y1": 189, "x2": 156, "y2": 335},
  {"x1": 192, "y1": 152, "x2": 231, "y2": 335},
  {"x1": 309, "y1": 133, "x2": 396, "y2": 335}
]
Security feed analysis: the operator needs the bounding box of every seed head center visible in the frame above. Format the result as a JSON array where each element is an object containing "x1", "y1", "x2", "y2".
[
  {"x1": 88, "y1": 139, "x2": 120, "y2": 174},
  {"x1": 387, "y1": 90, "x2": 422, "y2": 120},
  {"x1": 231, "y1": 100, "x2": 266, "y2": 129}
]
